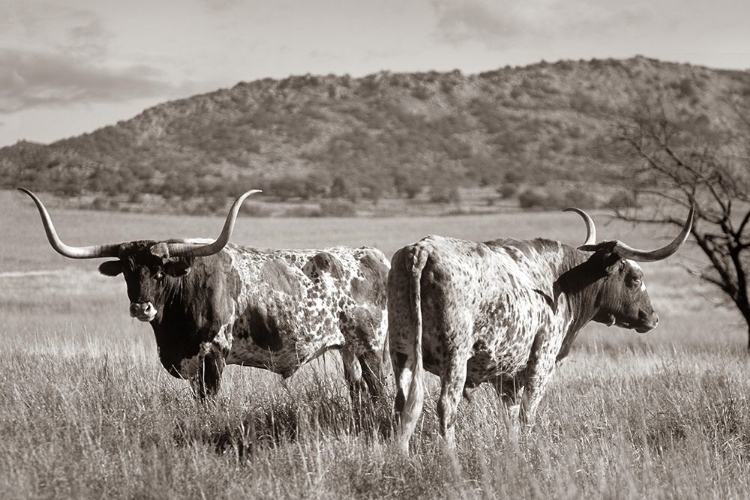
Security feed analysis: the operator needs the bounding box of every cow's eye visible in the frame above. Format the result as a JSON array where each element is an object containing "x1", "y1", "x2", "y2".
[{"x1": 154, "y1": 270, "x2": 165, "y2": 280}]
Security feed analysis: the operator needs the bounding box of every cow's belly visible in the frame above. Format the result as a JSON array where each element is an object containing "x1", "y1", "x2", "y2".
[
  {"x1": 226, "y1": 284, "x2": 347, "y2": 375},
  {"x1": 418, "y1": 327, "x2": 536, "y2": 382},
  {"x1": 464, "y1": 339, "x2": 533, "y2": 386},
  {"x1": 465, "y1": 292, "x2": 555, "y2": 382},
  {"x1": 416, "y1": 304, "x2": 551, "y2": 385},
  {"x1": 226, "y1": 329, "x2": 346, "y2": 376}
]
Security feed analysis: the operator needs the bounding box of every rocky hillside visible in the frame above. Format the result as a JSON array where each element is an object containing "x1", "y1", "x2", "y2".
[{"x1": 1, "y1": 56, "x2": 749, "y2": 215}]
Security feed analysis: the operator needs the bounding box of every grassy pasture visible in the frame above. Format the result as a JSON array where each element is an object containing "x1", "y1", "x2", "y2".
[{"x1": 1, "y1": 189, "x2": 749, "y2": 499}]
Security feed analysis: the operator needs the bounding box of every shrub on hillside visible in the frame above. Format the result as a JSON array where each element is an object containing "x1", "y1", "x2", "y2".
[
  {"x1": 504, "y1": 170, "x2": 526, "y2": 184},
  {"x1": 497, "y1": 184, "x2": 518, "y2": 199},
  {"x1": 269, "y1": 174, "x2": 327, "y2": 201},
  {"x1": 91, "y1": 196, "x2": 119, "y2": 211},
  {"x1": 330, "y1": 175, "x2": 355, "y2": 200},
  {"x1": 564, "y1": 187, "x2": 598, "y2": 209},
  {"x1": 519, "y1": 187, "x2": 598, "y2": 210},
  {"x1": 318, "y1": 199, "x2": 357, "y2": 217},
  {"x1": 569, "y1": 91, "x2": 599, "y2": 114},
  {"x1": 393, "y1": 172, "x2": 422, "y2": 199},
  {"x1": 359, "y1": 179, "x2": 387, "y2": 204},
  {"x1": 411, "y1": 84, "x2": 431, "y2": 100},
  {"x1": 519, "y1": 188, "x2": 558, "y2": 209},
  {"x1": 429, "y1": 184, "x2": 461, "y2": 204},
  {"x1": 440, "y1": 77, "x2": 458, "y2": 95},
  {"x1": 672, "y1": 78, "x2": 697, "y2": 100}
]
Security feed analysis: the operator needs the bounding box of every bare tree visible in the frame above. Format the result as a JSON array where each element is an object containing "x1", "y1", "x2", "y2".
[{"x1": 606, "y1": 97, "x2": 750, "y2": 348}]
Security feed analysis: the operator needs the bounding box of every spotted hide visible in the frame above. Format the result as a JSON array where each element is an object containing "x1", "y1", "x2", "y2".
[
  {"x1": 21, "y1": 189, "x2": 390, "y2": 401},
  {"x1": 388, "y1": 205, "x2": 694, "y2": 450}
]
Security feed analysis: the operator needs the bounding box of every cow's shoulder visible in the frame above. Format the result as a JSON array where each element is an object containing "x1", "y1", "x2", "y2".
[
  {"x1": 302, "y1": 250, "x2": 346, "y2": 281},
  {"x1": 349, "y1": 247, "x2": 389, "y2": 307}
]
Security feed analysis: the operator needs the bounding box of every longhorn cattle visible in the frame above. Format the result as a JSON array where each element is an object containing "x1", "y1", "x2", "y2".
[
  {"x1": 388, "y1": 205, "x2": 693, "y2": 450},
  {"x1": 20, "y1": 188, "x2": 390, "y2": 400}
]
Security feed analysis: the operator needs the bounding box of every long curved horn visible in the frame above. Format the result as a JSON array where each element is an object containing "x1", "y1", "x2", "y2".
[
  {"x1": 610, "y1": 204, "x2": 694, "y2": 262},
  {"x1": 18, "y1": 188, "x2": 121, "y2": 259},
  {"x1": 166, "y1": 190, "x2": 261, "y2": 258},
  {"x1": 563, "y1": 207, "x2": 596, "y2": 246},
  {"x1": 580, "y1": 204, "x2": 695, "y2": 262}
]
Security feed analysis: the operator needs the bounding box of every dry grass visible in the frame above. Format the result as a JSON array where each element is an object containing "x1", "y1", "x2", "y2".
[{"x1": 2, "y1": 191, "x2": 749, "y2": 498}]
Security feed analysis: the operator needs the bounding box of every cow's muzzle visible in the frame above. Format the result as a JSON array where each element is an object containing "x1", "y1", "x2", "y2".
[
  {"x1": 130, "y1": 302, "x2": 157, "y2": 322},
  {"x1": 635, "y1": 310, "x2": 658, "y2": 333},
  {"x1": 605, "y1": 311, "x2": 658, "y2": 333}
]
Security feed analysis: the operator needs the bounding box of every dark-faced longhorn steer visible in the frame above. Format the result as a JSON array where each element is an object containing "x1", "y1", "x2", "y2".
[
  {"x1": 387, "y1": 205, "x2": 693, "y2": 450},
  {"x1": 20, "y1": 189, "x2": 390, "y2": 400}
]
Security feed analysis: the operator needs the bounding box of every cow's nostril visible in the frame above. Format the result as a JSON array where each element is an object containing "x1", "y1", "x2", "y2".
[
  {"x1": 638, "y1": 310, "x2": 658, "y2": 327},
  {"x1": 130, "y1": 303, "x2": 147, "y2": 316}
]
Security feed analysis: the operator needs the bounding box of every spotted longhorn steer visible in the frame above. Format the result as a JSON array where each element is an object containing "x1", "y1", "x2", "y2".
[
  {"x1": 388, "y1": 205, "x2": 693, "y2": 450},
  {"x1": 21, "y1": 189, "x2": 389, "y2": 400}
]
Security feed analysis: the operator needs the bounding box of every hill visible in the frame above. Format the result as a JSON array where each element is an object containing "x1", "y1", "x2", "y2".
[{"x1": 1, "y1": 56, "x2": 749, "y2": 215}]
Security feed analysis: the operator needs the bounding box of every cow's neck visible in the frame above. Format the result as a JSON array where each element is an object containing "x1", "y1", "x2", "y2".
[
  {"x1": 153, "y1": 253, "x2": 235, "y2": 327},
  {"x1": 536, "y1": 244, "x2": 607, "y2": 359}
]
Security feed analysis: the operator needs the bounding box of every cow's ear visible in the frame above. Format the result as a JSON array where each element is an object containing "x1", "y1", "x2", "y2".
[
  {"x1": 603, "y1": 254, "x2": 624, "y2": 274},
  {"x1": 98, "y1": 261, "x2": 123, "y2": 277},
  {"x1": 164, "y1": 259, "x2": 191, "y2": 277},
  {"x1": 581, "y1": 241, "x2": 622, "y2": 273},
  {"x1": 598, "y1": 249, "x2": 623, "y2": 274}
]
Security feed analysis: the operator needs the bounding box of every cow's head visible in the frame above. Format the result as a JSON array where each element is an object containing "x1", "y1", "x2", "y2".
[
  {"x1": 19, "y1": 188, "x2": 259, "y2": 323},
  {"x1": 564, "y1": 205, "x2": 693, "y2": 333},
  {"x1": 97, "y1": 241, "x2": 195, "y2": 322}
]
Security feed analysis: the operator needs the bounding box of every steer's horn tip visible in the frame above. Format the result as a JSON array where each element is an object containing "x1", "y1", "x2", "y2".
[
  {"x1": 236, "y1": 189, "x2": 262, "y2": 201},
  {"x1": 562, "y1": 207, "x2": 589, "y2": 216},
  {"x1": 235, "y1": 189, "x2": 262, "y2": 204},
  {"x1": 17, "y1": 188, "x2": 42, "y2": 204}
]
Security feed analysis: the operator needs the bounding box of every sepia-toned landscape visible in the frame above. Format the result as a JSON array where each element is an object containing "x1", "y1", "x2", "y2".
[
  {"x1": 3, "y1": 2, "x2": 750, "y2": 497},
  {"x1": 2, "y1": 192, "x2": 748, "y2": 499}
]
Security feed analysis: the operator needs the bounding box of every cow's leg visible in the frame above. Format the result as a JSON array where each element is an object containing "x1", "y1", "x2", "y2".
[
  {"x1": 341, "y1": 348, "x2": 367, "y2": 404},
  {"x1": 519, "y1": 365, "x2": 554, "y2": 427},
  {"x1": 391, "y1": 350, "x2": 422, "y2": 447},
  {"x1": 437, "y1": 353, "x2": 468, "y2": 448},
  {"x1": 390, "y1": 351, "x2": 409, "y2": 416},
  {"x1": 358, "y1": 351, "x2": 385, "y2": 403},
  {"x1": 188, "y1": 345, "x2": 226, "y2": 399},
  {"x1": 491, "y1": 377, "x2": 525, "y2": 431},
  {"x1": 518, "y1": 331, "x2": 559, "y2": 427}
]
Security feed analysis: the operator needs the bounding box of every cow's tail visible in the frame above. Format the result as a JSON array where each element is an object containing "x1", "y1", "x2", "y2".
[{"x1": 398, "y1": 246, "x2": 428, "y2": 451}]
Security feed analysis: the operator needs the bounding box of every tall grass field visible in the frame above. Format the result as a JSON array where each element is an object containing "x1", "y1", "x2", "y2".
[{"x1": 1, "y1": 190, "x2": 748, "y2": 499}]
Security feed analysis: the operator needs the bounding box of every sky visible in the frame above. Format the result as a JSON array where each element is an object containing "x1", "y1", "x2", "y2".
[{"x1": 1, "y1": 0, "x2": 749, "y2": 147}]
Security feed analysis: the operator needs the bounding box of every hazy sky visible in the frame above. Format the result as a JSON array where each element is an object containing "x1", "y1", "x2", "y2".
[{"x1": 1, "y1": 0, "x2": 749, "y2": 147}]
